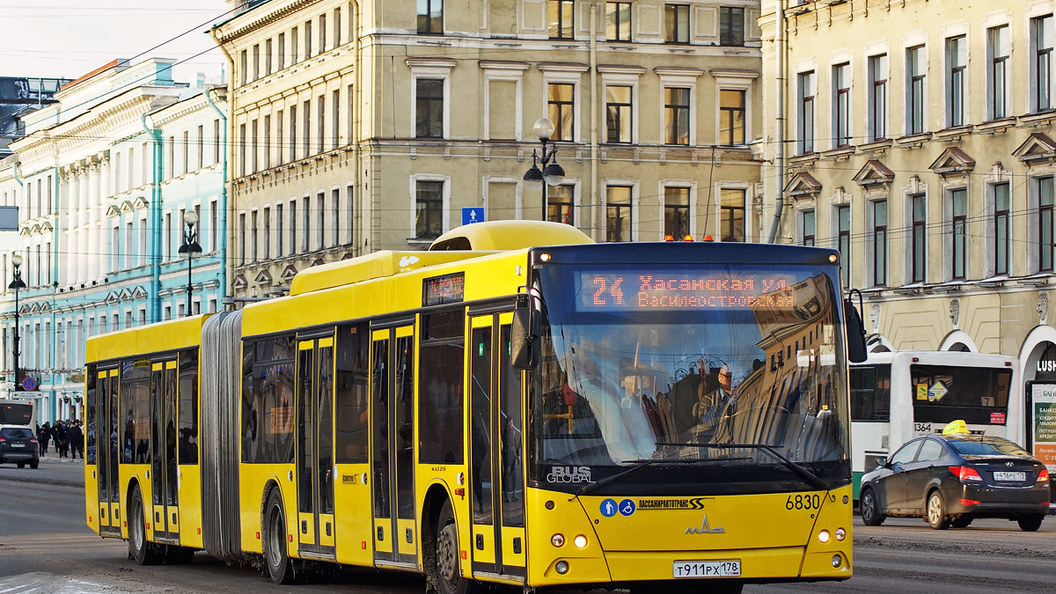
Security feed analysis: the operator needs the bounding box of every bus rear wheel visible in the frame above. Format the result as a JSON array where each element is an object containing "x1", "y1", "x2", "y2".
[
  {"x1": 263, "y1": 489, "x2": 294, "y2": 584},
  {"x1": 430, "y1": 500, "x2": 475, "y2": 594},
  {"x1": 128, "y1": 485, "x2": 161, "y2": 565}
]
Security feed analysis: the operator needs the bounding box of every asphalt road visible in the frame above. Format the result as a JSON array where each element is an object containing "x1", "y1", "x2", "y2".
[{"x1": 3, "y1": 458, "x2": 1055, "y2": 593}]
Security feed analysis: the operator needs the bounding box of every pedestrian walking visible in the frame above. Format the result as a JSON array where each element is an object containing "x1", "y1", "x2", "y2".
[
  {"x1": 54, "y1": 421, "x2": 69, "y2": 458},
  {"x1": 67, "y1": 420, "x2": 84, "y2": 460},
  {"x1": 38, "y1": 421, "x2": 51, "y2": 456}
]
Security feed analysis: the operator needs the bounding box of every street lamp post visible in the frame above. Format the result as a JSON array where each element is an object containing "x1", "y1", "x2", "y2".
[
  {"x1": 9, "y1": 254, "x2": 25, "y2": 392},
  {"x1": 177, "y1": 211, "x2": 202, "y2": 317},
  {"x1": 522, "y1": 117, "x2": 566, "y2": 221}
]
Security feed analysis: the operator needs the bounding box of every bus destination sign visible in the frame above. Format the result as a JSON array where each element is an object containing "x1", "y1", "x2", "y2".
[
  {"x1": 423, "y1": 272, "x2": 465, "y2": 306},
  {"x1": 578, "y1": 271, "x2": 801, "y2": 311}
]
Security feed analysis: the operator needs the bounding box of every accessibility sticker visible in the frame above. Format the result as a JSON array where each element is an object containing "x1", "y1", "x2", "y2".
[
  {"x1": 600, "y1": 499, "x2": 618, "y2": 517},
  {"x1": 619, "y1": 499, "x2": 636, "y2": 517}
]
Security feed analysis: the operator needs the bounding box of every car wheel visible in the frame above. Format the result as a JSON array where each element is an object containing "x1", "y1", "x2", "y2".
[
  {"x1": 926, "y1": 490, "x2": 949, "y2": 530},
  {"x1": 1017, "y1": 515, "x2": 1044, "y2": 532},
  {"x1": 29, "y1": 460, "x2": 38, "y2": 469},
  {"x1": 263, "y1": 489, "x2": 294, "y2": 584},
  {"x1": 951, "y1": 516, "x2": 972, "y2": 528},
  {"x1": 129, "y1": 485, "x2": 161, "y2": 564},
  {"x1": 859, "y1": 488, "x2": 885, "y2": 526}
]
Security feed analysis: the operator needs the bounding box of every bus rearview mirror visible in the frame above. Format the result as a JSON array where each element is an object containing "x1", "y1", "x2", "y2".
[{"x1": 511, "y1": 293, "x2": 539, "y2": 370}]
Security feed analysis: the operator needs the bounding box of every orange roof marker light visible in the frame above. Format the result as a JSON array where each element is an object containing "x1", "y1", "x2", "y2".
[
  {"x1": 664, "y1": 234, "x2": 675, "y2": 242},
  {"x1": 683, "y1": 234, "x2": 694, "y2": 242},
  {"x1": 703, "y1": 234, "x2": 715, "y2": 242}
]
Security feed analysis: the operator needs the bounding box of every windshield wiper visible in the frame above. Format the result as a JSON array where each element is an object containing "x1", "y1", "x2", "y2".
[
  {"x1": 654, "y1": 442, "x2": 827, "y2": 491},
  {"x1": 575, "y1": 460, "x2": 660, "y2": 497}
]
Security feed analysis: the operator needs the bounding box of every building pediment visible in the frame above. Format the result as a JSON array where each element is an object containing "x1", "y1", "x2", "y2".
[
  {"x1": 254, "y1": 269, "x2": 273, "y2": 285},
  {"x1": 280, "y1": 265, "x2": 298, "y2": 282},
  {"x1": 784, "y1": 171, "x2": 822, "y2": 199},
  {"x1": 232, "y1": 274, "x2": 247, "y2": 290},
  {"x1": 130, "y1": 286, "x2": 148, "y2": 299},
  {"x1": 1012, "y1": 132, "x2": 1056, "y2": 166},
  {"x1": 929, "y1": 147, "x2": 975, "y2": 179},
  {"x1": 853, "y1": 159, "x2": 895, "y2": 187},
  {"x1": 105, "y1": 291, "x2": 121, "y2": 305}
]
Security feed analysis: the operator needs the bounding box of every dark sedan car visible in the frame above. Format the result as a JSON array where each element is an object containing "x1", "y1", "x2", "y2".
[
  {"x1": 859, "y1": 433, "x2": 1050, "y2": 531},
  {"x1": 0, "y1": 424, "x2": 39, "y2": 469}
]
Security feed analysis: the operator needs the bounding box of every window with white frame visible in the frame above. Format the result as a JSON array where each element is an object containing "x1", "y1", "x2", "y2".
[
  {"x1": 909, "y1": 193, "x2": 926, "y2": 283},
  {"x1": 988, "y1": 26, "x2": 1010, "y2": 120},
  {"x1": 992, "y1": 182, "x2": 1009, "y2": 276},
  {"x1": 664, "y1": 186, "x2": 690, "y2": 239},
  {"x1": 548, "y1": 184, "x2": 575, "y2": 225},
  {"x1": 837, "y1": 204, "x2": 850, "y2": 288},
  {"x1": 946, "y1": 35, "x2": 967, "y2": 128},
  {"x1": 1032, "y1": 14, "x2": 1054, "y2": 113},
  {"x1": 548, "y1": 82, "x2": 575, "y2": 141},
  {"x1": 664, "y1": 87, "x2": 690, "y2": 145},
  {"x1": 798, "y1": 71, "x2": 815, "y2": 154},
  {"x1": 801, "y1": 209, "x2": 815, "y2": 247},
  {"x1": 720, "y1": 188, "x2": 745, "y2": 242},
  {"x1": 871, "y1": 199, "x2": 887, "y2": 286},
  {"x1": 606, "y1": 185, "x2": 632, "y2": 241},
  {"x1": 833, "y1": 63, "x2": 850, "y2": 147},
  {"x1": 416, "y1": 78, "x2": 444, "y2": 138},
  {"x1": 605, "y1": 85, "x2": 633, "y2": 143},
  {"x1": 719, "y1": 89, "x2": 745, "y2": 146},
  {"x1": 1038, "y1": 176, "x2": 1054, "y2": 272},
  {"x1": 868, "y1": 54, "x2": 888, "y2": 141},
  {"x1": 950, "y1": 188, "x2": 967, "y2": 280},
  {"x1": 906, "y1": 46, "x2": 925, "y2": 135},
  {"x1": 414, "y1": 178, "x2": 445, "y2": 239}
]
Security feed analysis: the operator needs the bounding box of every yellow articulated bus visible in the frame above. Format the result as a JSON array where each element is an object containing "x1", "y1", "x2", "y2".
[{"x1": 84, "y1": 220, "x2": 866, "y2": 593}]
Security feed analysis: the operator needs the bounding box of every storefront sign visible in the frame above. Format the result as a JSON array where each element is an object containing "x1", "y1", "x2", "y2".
[{"x1": 1030, "y1": 384, "x2": 1056, "y2": 472}]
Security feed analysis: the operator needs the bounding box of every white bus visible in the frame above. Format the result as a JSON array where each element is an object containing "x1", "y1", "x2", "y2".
[
  {"x1": 0, "y1": 397, "x2": 38, "y2": 428},
  {"x1": 849, "y1": 350, "x2": 1020, "y2": 497}
]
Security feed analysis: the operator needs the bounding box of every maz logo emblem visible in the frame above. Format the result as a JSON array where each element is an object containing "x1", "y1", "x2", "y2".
[{"x1": 685, "y1": 514, "x2": 725, "y2": 534}]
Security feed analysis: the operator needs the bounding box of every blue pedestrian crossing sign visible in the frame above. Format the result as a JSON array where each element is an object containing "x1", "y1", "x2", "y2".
[{"x1": 462, "y1": 207, "x2": 485, "y2": 225}]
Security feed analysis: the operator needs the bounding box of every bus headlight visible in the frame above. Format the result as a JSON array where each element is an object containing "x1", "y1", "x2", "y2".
[
  {"x1": 831, "y1": 554, "x2": 842, "y2": 568},
  {"x1": 835, "y1": 528, "x2": 846, "y2": 541},
  {"x1": 818, "y1": 529, "x2": 830, "y2": 543},
  {"x1": 551, "y1": 533, "x2": 565, "y2": 547},
  {"x1": 555, "y1": 560, "x2": 569, "y2": 574},
  {"x1": 573, "y1": 535, "x2": 588, "y2": 548}
]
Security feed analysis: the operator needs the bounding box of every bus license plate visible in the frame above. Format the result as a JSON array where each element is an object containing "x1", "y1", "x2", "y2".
[
  {"x1": 673, "y1": 560, "x2": 740, "y2": 578},
  {"x1": 993, "y1": 471, "x2": 1025, "y2": 482}
]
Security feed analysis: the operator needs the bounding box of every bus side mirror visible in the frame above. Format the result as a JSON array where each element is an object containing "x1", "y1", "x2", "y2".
[
  {"x1": 511, "y1": 293, "x2": 539, "y2": 370},
  {"x1": 844, "y1": 289, "x2": 868, "y2": 363}
]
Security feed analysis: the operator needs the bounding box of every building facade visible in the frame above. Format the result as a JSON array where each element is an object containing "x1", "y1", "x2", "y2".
[
  {"x1": 212, "y1": 0, "x2": 765, "y2": 298},
  {"x1": 0, "y1": 59, "x2": 227, "y2": 422},
  {"x1": 758, "y1": 1, "x2": 1056, "y2": 414}
]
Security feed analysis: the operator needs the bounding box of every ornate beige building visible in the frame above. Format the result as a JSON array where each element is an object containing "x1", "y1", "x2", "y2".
[
  {"x1": 212, "y1": 0, "x2": 764, "y2": 298},
  {"x1": 758, "y1": 1, "x2": 1056, "y2": 403}
]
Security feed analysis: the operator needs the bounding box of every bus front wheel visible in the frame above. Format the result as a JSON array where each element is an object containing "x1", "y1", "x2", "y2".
[
  {"x1": 430, "y1": 500, "x2": 475, "y2": 594},
  {"x1": 128, "y1": 485, "x2": 160, "y2": 565},
  {"x1": 263, "y1": 489, "x2": 294, "y2": 584}
]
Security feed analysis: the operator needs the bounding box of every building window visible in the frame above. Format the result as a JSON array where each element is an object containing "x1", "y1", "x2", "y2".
[
  {"x1": 719, "y1": 89, "x2": 745, "y2": 146},
  {"x1": 276, "y1": 110, "x2": 284, "y2": 165},
  {"x1": 950, "y1": 188, "x2": 967, "y2": 280},
  {"x1": 797, "y1": 71, "x2": 815, "y2": 154},
  {"x1": 547, "y1": 82, "x2": 575, "y2": 141},
  {"x1": 250, "y1": 120, "x2": 258, "y2": 173},
  {"x1": 305, "y1": 20, "x2": 313, "y2": 57},
  {"x1": 868, "y1": 54, "x2": 888, "y2": 141},
  {"x1": 291, "y1": 26, "x2": 299, "y2": 64},
  {"x1": 548, "y1": 0, "x2": 574, "y2": 39},
  {"x1": 263, "y1": 115, "x2": 271, "y2": 169},
  {"x1": 265, "y1": 39, "x2": 273, "y2": 75},
  {"x1": 1032, "y1": 14, "x2": 1053, "y2": 112},
  {"x1": 719, "y1": 7, "x2": 744, "y2": 46},
  {"x1": 664, "y1": 87, "x2": 690, "y2": 145},
  {"x1": 416, "y1": 180, "x2": 444, "y2": 239},
  {"x1": 289, "y1": 199, "x2": 297, "y2": 255},
  {"x1": 993, "y1": 182, "x2": 1009, "y2": 276},
  {"x1": 548, "y1": 185, "x2": 574, "y2": 225},
  {"x1": 302, "y1": 196, "x2": 310, "y2": 252},
  {"x1": 238, "y1": 213, "x2": 246, "y2": 265},
  {"x1": 665, "y1": 4, "x2": 690, "y2": 44},
  {"x1": 801, "y1": 209, "x2": 815, "y2": 247},
  {"x1": 238, "y1": 124, "x2": 246, "y2": 177},
  {"x1": 317, "y1": 192, "x2": 326, "y2": 250},
  {"x1": 605, "y1": 85, "x2": 632, "y2": 143},
  {"x1": 319, "y1": 13, "x2": 327, "y2": 50},
  {"x1": 871, "y1": 199, "x2": 887, "y2": 287},
  {"x1": 989, "y1": 26, "x2": 1010, "y2": 120},
  {"x1": 906, "y1": 46, "x2": 925, "y2": 135},
  {"x1": 416, "y1": 78, "x2": 444, "y2": 138},
  {"x1": 910, "y1": 194, "x2": 926, "y2": 283},
  {"x1": 277, "y1": 203, "x2": 284, "y2": 256},
  {"x1": 289, "y1": 105, "x2": 297, "y2": 162},
  {"x1": 720, "y1": 189, "x2": 745, "y2": 242},
  {"x1": 833, "y1": 63, "x2": 850, "y2": 147},
  {"x1": 317, "y1": 94, "x2": 325, "y2": 153},
  {"x1": 946, "y1": 35, "x2": 967, "y2": 128},
  {"x1": 240, "y1": 50, "x2": 247, "y2": 86},
  {"x1": 1039, "y1": 177, "x2": 1054, "y2": 272},
  {"x1": 303, "y1": 100, "x2": 311, "y2": 159},
  {"x1": 332, "y1": 89, "x2": 340, "y2": 149},
  {"x1": 278, "y1": 33, "x2": 285, "y2": 70},
  {"x1": 664, "y1": 187, "x2": 690, "y2": 239},
  {"x1": 606, "y1": 186, "x2": 632, "y2": 242},
  {"x1": 263, "y1": 207, "x2": 271, "y2": 260},
  {"x1": 837, "y1": 204, "x2": 850, "y2": 288},
  {"x1": 418, "y1": 0, "x2": 443, "y2": 34},
  {"x1": 332, "y1": 188, "x2": 341, "y2": 246},
  {"x1": 606, "y1": 2, "x2": 632, "y2": 41}
]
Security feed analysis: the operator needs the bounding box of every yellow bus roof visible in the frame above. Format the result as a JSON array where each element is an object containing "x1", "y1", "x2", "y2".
[
  {"x1": 429, "y1": 220, "x2": 592, "y2": 251},
  {"x1": 86, "y1": 314, "x2": 211, "y2": 363}
]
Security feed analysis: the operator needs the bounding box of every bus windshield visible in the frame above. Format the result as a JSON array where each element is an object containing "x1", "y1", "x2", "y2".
[{"x1": 530, "y1": 262, "x2": 850, "y2": 495}]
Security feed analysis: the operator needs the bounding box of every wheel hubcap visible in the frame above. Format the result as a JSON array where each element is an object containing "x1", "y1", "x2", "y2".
[
  {"x1": 437, "y1": 524, "x2": 457, "y2": 582},
  {"x1": 268, "y1": 511, "x2": 282, "y2": 568},
  {"x1": 928, "y1": 496, "x2": 941, "y2": 524},
  {"x1": 863, "y1": 493, "x2": 874, "y2": 520}
]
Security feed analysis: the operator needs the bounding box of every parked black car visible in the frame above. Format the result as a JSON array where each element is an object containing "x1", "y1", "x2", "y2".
[
  {"x1": 0, "y1": 424, "x2": 39, "y2": 469},
  {"x1": 859, "y1": 433, "x2": 1050, "y2": 531}
]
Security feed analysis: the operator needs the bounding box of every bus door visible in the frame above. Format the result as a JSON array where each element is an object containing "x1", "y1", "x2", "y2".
[
  {"x1": 370, "y1": 324, "x2": 417, "y2": 566},
  {"x1": 95, "y1": 368, "x2": 121, "y2": 536},
  {"x1": 296, "y1": 335, "x2": 337, "y2": 558},
  {"x1": 150, "y1": 360, "x2": 180, "y2": 543},
  {"x1": 469, "y1": 313, "x2": 526, "y2": 579}
]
